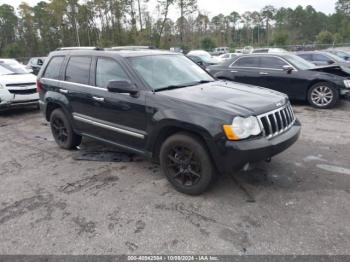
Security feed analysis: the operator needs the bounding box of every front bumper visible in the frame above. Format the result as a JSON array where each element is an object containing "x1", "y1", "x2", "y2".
[
  {"x1": 214, "y1": 120, "x2": 301, "y2": 174},
  {"x1": 0, "y1": 92, "x2": 39, "y2": 111},
  {"x1": 340, "y1": 88, "x2": 350, "y2": 99}
]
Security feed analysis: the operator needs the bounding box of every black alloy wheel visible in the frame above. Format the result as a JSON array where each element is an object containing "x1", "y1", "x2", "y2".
[
  {"x1": 160, "y1": 132, "x2": 215, "y2": 195},
  {"x1": 50, "y1": 108, "x2": 82, "y2": 149}
]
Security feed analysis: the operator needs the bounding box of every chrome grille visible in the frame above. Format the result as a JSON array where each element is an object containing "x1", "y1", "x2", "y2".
[{"x1": 258, "y1": 103, "x2": 296, "y2": 139}]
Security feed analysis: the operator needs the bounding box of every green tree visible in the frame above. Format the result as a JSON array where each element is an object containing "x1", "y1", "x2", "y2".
[
  {"x1": 316, "y1": 30, "x2": 334, "y2": 44},
  {"x1": 201, "y1": 37, "x2": 215, "y2": 50},
  {"x1": 0, "y1": 4, "x2": 18, "y2": 55},
  {"x1": 336, "y1": 0, "x2": 350, "y2": 15},
  {"x1": 176, "y1": 0, "x2": 197, "y2": 44},
  {"x1": 261, "y1": 5, "x2": 276, "y2": 45},
  {"x1": 272, "y1": 31, "x2": 289, "y2": 46}
]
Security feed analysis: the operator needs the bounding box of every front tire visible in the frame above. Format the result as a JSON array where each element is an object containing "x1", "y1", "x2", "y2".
[
  {"x1": 50, "y1": 108, "x2": 82, "y2": 149},
  {"x1": 308, "y1": 82, "x2": 339, "y2": 109},
  {"x1": 159, "y1": 132, "x2": 215, "y2": 195}
]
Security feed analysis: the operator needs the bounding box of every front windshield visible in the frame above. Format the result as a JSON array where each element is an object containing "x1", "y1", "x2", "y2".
[
  {"x1": 0, "y1": 60, "x2": 29, "y2": 74},
  {"x1": 285, "y1": 54, "x2": 316, "y2": 70},
  {"x1": 0, "y1": 65, "x2": 14, "y2": 75},
  {"x1": 128, "y1": 54, "x2": 214, "y2": 90}
]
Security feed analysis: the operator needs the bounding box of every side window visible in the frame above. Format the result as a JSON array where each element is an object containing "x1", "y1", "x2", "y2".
[
  {"x1": 96, "y1": 58, "x2": 130, "y2": 88},
  {"x1": 65, "y1": 56, "x2": 92, "y2": 85},
  {"x1": 313, "y1": 54, "x2": 331, "y2": 62},
  {"x1": 260, "y1": 57, "x2": 288, "y2": 70},
  {"x1": 43, "y1": 56, "x2": 64, "y2": 80},
  {"x1": 233, "y1": 57, "x2": 260, "y2": 67},
  {"x1": 299, "y1": 54, "x2": 312, "y2": 61}
]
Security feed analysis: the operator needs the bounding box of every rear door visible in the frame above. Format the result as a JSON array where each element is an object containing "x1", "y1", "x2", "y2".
[
  {"x1": 228, "y1": 56, "x2": 261, "y2": 85},
  {"x1": 258, "y1": 56, "x2": 309, "y2": 99},
  {"x1": 258, "y1": 56, "x2": 291, "y2": 93}
]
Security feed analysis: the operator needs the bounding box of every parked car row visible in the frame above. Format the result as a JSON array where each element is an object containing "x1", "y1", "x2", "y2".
[
  {"x1": 207, "y1": 53, "x2": 350, "y2": 108},
  {"x1": 3, "y1": 45, "x2": 350, "y2": 195}
]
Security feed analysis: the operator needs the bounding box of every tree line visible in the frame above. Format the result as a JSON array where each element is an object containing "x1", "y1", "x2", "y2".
[{"x1": 1, "y1": 0, "x2": 350, "y2": 58}]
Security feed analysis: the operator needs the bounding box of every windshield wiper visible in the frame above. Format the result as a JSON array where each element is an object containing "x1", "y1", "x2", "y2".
[
  {"x1": 154, "y1": 80, "x2": 214, "y2": 92},
  {"x1": 189, "y1": 80, "x2": 214, "y2": 85}
]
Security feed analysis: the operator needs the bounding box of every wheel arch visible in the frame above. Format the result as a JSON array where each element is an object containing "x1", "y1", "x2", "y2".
[
  {"x1": 45, "y1": 100, "x2": 71, "y2": 122},
  {"x1": 149, "y1": 124, "x2": 221, "y2": 174},
  {"x1": 307, "y1": 79, "x2": 338, "y2": 99}
]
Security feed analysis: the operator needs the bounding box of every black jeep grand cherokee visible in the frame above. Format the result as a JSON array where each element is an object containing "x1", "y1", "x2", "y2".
[{"x1": 37, "y1": 47, "x2": 301, "y2": 195}]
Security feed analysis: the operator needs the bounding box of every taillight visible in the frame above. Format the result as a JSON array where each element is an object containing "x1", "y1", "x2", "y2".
[{"x1": 36, "y1": 80, "x2": 43, "y2": 93}]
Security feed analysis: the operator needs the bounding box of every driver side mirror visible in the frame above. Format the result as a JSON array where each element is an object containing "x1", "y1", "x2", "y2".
[
  {"x1": 282, "y1": 65, "x2": 294, "y2": 73},
  {"x1": 107, "y1": 80, "x2": 138, "y2": 96},
  {"x1": 327, "y1": 60, "x2": 335, "y2": 65}
]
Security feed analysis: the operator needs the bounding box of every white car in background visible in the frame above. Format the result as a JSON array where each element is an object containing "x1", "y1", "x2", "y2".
[
  {"x1": 218, "y1": 53, "x2": 239, "y2": 62},
  {"x1": 0, "y1": 59, "x2": 39, "y2": 111},
  {"x1": 187, "y1": 50, "x2": 220, "y2": 65}
]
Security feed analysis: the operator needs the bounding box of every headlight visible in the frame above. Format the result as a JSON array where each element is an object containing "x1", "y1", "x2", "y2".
[
  {"x1": 344, "y1": 80, "x2": 350, "y2": 88},
  {"x1": 223, "y1": 116, "x2": 261, "y2": 140}
]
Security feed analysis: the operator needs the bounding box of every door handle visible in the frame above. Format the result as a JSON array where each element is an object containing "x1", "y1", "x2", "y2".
[
  {"x1": 259, "y1": 72, "x2": 269, "y2": 75},
  {"x1": 92, "y1": 96, "x2": 105, "y2": 102},
  {"x1": 59, "y1": 88, "x2": 69, "y2": 94},
  {"x1": 231, "y1": 70, "x2": 238, "y2": 73}
]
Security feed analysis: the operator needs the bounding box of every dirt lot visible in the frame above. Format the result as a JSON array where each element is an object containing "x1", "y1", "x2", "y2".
[{"x1": 0, "y1": 101, "x2": 349, "y2": 255}]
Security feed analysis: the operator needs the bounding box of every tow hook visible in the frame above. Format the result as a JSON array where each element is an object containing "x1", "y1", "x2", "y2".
[{"x1": 265, "y1": 157, "x2": 272, "y2": 163}]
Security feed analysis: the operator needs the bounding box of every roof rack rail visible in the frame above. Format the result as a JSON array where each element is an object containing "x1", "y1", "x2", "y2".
[
  {"x1": 56, "y1": 46, "x2": 102, "y2": 51},
  {"x1": 108, "y1": 46, "x2": 156, "y2": 51}
]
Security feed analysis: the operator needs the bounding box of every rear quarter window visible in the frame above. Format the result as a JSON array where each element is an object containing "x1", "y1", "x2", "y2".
[
  {"x1": 232, "y1": 57, "x2": 260, "y2": 67},
  {"x1": 43, "y1": 56, "x2": 65, "y2": 79}
]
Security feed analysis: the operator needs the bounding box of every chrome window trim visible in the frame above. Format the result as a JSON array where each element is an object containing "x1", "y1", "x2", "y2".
[
  {"x1": 41, "y1": 78, "x2": 107, "y2": 91},
  {"x1": 72, "y1": 113, "x2": 145, "y2": 139},
  {"x1": 229, "y1": 55, "x2": 298, "y2": 72}
]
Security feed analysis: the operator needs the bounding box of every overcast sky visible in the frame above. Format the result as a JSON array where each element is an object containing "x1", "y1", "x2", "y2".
[{"x1": 1, "y1": 0, "x2": 337, "y2": 17}]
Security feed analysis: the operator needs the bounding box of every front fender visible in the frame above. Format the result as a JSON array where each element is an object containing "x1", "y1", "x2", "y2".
[{"x1": 146, "y1": 108, "x2": 229, "y2": 170}]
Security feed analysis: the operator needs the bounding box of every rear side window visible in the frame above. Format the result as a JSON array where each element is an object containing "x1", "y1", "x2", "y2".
[
  {"x1": 95, "y1": 58, "x2": 130, "y2": 88},
  {"x1": 298, "y1": 54, "x2": 312, "y2": 61},
  {"x1": 233, "y1": 57, "x2": 259, "y2": 67},
  {"x1": 260, "y1": 57, "x2": 288, "y2": 69},
  {"x1": 43, "y1": 56, "x2": 64, "y2": 79},
  {"x1": 65, "y1": 56, "x2": 91, "y2": 85},
  {"x1": 313, "y1": 54, "x2": 331, "y2": 62}
]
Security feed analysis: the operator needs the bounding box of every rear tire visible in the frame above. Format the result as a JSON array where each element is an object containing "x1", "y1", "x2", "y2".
[
  {"x1": 159, "y1": 132, "x2": 215, "y2": 195},
  {"x1": 50, "y1": 108, "x2": 81, "y2": 149},
  {"x1": 307, "y1": 82, "x2": 339, "y2": 109}
]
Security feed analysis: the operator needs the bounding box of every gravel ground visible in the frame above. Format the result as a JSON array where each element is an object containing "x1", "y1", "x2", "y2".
[{"x1": 0, "y1": 101, "x2": 349, "y2": 255}]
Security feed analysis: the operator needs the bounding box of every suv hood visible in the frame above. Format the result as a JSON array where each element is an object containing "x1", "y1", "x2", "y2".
[
  {"x1": 309, "y1": 65, "x2": 350, "y2": 77},
  {"x1": 159, "y1": 81, "x2": 287, "y2": 116},
  {"x1": 0, "y1": 73, "x2": 36, "y2": 86}
]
